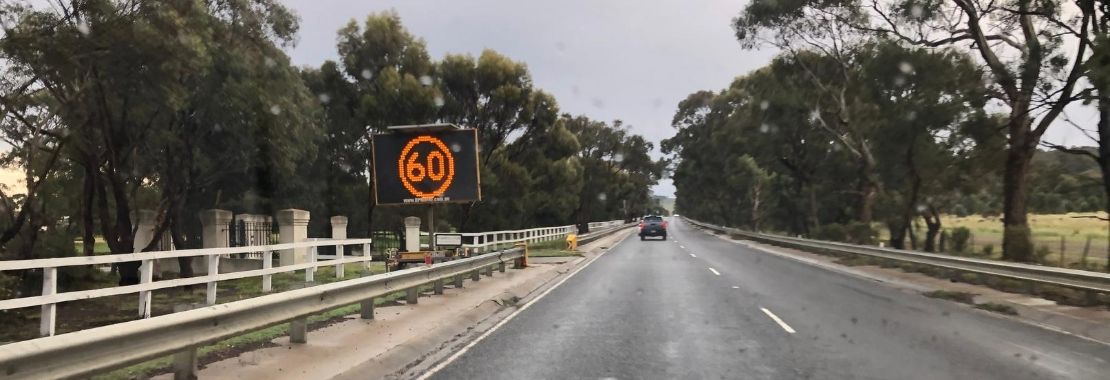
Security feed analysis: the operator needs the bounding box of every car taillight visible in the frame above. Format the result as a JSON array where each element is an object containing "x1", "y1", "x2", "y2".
[
  {"x1": 638, "y1": 222, "x2": 644, "y2": 229},
  {"x1": 662, "y1": 221, "x2": 668, "y2": 228}
]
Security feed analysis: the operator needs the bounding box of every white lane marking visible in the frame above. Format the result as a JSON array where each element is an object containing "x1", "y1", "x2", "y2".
[
  {"x1": 760, "y1": 307, "x2": 796, "y2": 334},
  {"x1": 708, "y1": 267, "x2": 721, "y2": 276},
  {"x1": 417, "y1": 233, "x2": 633, "y2": 379},
  {"x1": 689, "y1": 253, "x2": 697, "y2": 258},
  {"x1": 680, "y1": 245, "x2": 686, "y2": 249},
  {"x1": 731, "y1": 286, "x2": 740, "y2": 289}
]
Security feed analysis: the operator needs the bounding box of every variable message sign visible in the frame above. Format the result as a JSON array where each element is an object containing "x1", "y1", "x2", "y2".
[{"x1": 372, "y1": 128, "x2": 480, "y2": 205}]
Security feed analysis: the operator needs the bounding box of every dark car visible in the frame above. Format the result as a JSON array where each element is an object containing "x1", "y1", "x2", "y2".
[{"x1": 639, "y1": 215, "x2": 667, "y2": 240}]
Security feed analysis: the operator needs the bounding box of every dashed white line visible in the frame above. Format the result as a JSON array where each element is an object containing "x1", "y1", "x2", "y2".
[
  {"x1": 708, "y1": 267, "x2": 721, "y2": 276},
  {"x1": 689, "y1": 253, "x2": 697, "y2": 258},
  {"x1": 679, "y1": 245, "x2": 686, "y2": 249},
  {"x1": 731, "y1": 286, "x2": 740, "y2": 289},
  {"x1": 760, "y1": 307, "x2": 796, "y2": 334}
]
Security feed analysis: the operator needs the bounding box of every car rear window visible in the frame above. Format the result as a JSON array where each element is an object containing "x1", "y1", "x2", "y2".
[{"x1": 645, "y1": 216, "x2": 663, "y2": 222}]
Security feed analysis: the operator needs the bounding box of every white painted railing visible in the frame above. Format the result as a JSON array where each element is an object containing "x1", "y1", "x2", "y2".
[{"x1": 0, "y1": 239, "x2": 373, "y2": 337}]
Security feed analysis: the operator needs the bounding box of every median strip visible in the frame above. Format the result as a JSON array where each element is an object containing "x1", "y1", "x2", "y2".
[{"x1": 760, "y1": 307, "x2": 796, "y2": 334}]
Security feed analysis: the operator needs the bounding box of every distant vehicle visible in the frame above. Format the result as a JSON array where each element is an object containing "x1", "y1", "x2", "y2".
[{"x1": 639, "y1": 215, "x2": 667, "y2": 241}]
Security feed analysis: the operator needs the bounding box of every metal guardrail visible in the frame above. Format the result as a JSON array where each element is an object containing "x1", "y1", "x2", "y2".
[
  {"x1": 0, "y1": 221, "x2": 633, "y2": 379},
  {"x1": 684, "y1": 218, "x2": 1110, "y2": 297},
  {"x1": 0, "y1": 249, "x2": 522, "y2": 380}
]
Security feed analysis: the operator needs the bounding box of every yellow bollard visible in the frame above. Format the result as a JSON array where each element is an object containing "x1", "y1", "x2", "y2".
[{"x1": 565, "y1": 233, "x2": 577, "y2": 251}]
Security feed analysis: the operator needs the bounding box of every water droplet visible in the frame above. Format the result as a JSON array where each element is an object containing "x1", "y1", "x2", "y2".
[
  {"x1": 899, "y1": 61, "x2": 914, "y2": 74},
  {"x1": 75, "y1": 20, "x2": 90, "y2": 36},
  {"x1": 893, "y1": 76, "x2": 906, "y2": 86},
  {"x1": 598, "y1": 193, "x2": 607, "y2": 201},
  {"x1": 759, "y1": 100, "x2": 769, "y2": 110},
  {"x1": 910, "y1": 5, "x2": 924, "y2": 18},
  {"x1": 318, "y1": 93, "x2": 331, "y2": 104},
  {"x1": 916, "y1": 204, "x2": 927, "y2": 213},
  {"x1": 419, "y1": 75, "x2": 433, "y2": 86},
  {"x1": 614, "y1": 153, "x2": 624, "y2": 162},
  {"x1": 591, "y1": 98, "x2": 604, "y2": 108},
  {"x1": 450, "y1": 143, "x2": 462, "y2": 153},
  {"x1": 651, "y1": 98, "x2": 662, "y2": 109},
  {"x1": 264, "y1": 57, "x2": 276, "y2": 68},
  {"x1": 361, "y1": 69, "x2": 373, "y2": 80},
  {"x1": 906, "y1": 111, "x2": 917, "y2": 121},
  {"x1": 434, "y1": 96, "x2": 445, "y2": 107},
  {"x1": 759, "y1": 123, "x2": 772, "y2": 133},
  {"x1": 808, "y1": 109, "x2": 821, "y2": 122},
  {"x1": 269, "y1": 105, "x2": 281, "y2": 115}
]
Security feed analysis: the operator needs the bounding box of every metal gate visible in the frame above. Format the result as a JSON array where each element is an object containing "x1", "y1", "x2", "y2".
[
  {"x1": 227, "y1": 214, "x2": 277, "y2": 258},
  {"x1": 370, "y1": 230, "x2": 403, "y2": 260}
]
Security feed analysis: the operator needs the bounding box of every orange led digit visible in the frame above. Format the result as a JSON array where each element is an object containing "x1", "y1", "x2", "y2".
[{"x1": 397, "y1": 135, "x2": 456, "y2": 199}]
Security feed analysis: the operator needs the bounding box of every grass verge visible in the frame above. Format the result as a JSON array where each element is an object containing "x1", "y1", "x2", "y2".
[
  {"x1": 923, "y1": 290, "x2": 977, "y2": 304},
  {"x1": 974, "y1": 302, "x2": 1019, "y2": 316}
]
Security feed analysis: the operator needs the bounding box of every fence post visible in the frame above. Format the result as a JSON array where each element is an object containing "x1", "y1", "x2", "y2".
[
  {"x1": 206, "y1": 253, "x2": 220, "y2": 305},
  {"x1": 39, "y1": 267, "x2": 57, "y2": 337},
  {"x1": 1081, "y1": 235, "x2": 1093, "y2": 269},
  {"x1": 1060, "y1": 236, "x2": 1067, "y2": 267},
  {"x1": 133, "y1": 209, "x2": 157, "y2": 317},
  {"x1": 277, "y1": 209, "x2": 310, "y2": 266},
  {"x1": 306, "y1": 246, "x2": 317, "y2": 283},
  {"x1": 263, "y1": 249, "x2": 273, "y2": 292},
  {"x1": 331, "y1": 216, "x2": 348, "y2": 278}
]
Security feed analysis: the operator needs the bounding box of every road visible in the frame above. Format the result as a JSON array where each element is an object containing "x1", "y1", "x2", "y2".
[{"x1": 427, "y1": 218, "x2": 1110, "y2": 380}]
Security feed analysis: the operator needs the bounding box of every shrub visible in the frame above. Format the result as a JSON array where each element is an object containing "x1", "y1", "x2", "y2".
[
  {"x1": 811, "y1": 223, "x2": 848, "y2": 243},
  {"x1": 1035, "y1": 245, "x2": 1052, "y2": 264},
  {"x1": 950, "y1": 227, "x2": 971, "y2": 253},
  {"x1": 845, "y1": 222, "x2": 878, "y2": 245},
  {"x1": 982, "y1": 244, "x2": 994, "y2": 256}
]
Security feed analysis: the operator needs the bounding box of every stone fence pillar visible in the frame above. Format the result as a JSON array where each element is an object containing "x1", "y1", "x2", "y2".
[
  {"x1": 278, "y1": 209, "x2": 310, "y2": 265},
  {"x1": 404, "y1": 216, "x2": 421, "y2": 253}
]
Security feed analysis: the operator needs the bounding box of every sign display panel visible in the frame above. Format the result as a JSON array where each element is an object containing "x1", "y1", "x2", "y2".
[{"x1": 372, "y1": 129, "x2": 480, "y2": 205}]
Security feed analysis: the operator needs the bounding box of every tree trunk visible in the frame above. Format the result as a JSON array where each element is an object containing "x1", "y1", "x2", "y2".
[
  {"x1": 806, "y1": 184, "x2": 819, "y2": 233},
  {"x1": 81, "y1": 165, "x2": 96, "y2": 256},
  {"x1": 923, "y1": 206, "x2": 941, "y2": 252},
  {"x1": 858, "y1": 160, "x2": 879, "y2": 224},
  {"x1": 1001, "y1": 118, "x2": 1035, "y2": 262},
  {"x1": 1098, "y1": 92, "x2": 1110, "y2": 271},
  {"x1": 887, "y1": 221, "x2": 906, "y2": 249},
  {"x1": 751, "y1": 184, "x2": 762, "y2": 231}
]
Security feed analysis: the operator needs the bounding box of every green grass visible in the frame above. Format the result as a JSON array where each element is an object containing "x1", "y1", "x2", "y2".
[
  {"x1": 73, "y1": 237, "x2": 111, "y2": 254},
  {"x1": 923, "y1": 290, "x2": 977, "y2": 304},
  {"x1": 878, "y1": 213, "x2": 1110, "y2": 270},
  {"x1": 974, "y1": 302, "x2": 1019, "y2": 316}
]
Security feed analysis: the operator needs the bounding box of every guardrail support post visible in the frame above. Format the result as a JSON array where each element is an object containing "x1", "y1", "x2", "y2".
[
  {"x1": 290, "y1": 317, "x2": 308, "y2": 343},
  {"x1": 498, "y1": 261, "x2": 506, "y2": 273},
  {"x1": 471, "y1": 269, "x2": 480, "y2": 282},
  {"x1": 513, "y1": 257, "x2": 525, "y2": 269},
  {"x1": 483, "y1": 265, "x2": 494, "y2": 277},
  {"x1": 406, "y1": 287, "x2": 419, "y2": 304},
  {"x1": 433, "y1": 279, "x2": 444, "y2": 295},
  {"x1": 39, "y1": 267, "x2": 57, "y2": 337},
  {"x1": 453, "y1": 274, "x2": 464, "y2": 288},
  {"x1": 172, "y1": 304, "x2": 200, "y2": 380},
  {"x1": 360, "y1": 299, "x2": 374, "y2": 320}
]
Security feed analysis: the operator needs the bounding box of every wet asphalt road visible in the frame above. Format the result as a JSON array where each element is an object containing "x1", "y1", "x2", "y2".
[{"x1": 428, "y1": 218, "x2": 1110, "y2": 380}]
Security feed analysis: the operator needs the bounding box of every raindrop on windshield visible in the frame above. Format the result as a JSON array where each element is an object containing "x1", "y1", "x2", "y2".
[
  {"x1": 419, "y1": 75, "x2": 433, "y2": 86},
  {"x1": 598, "y1": 193, "x2": 607, "y2": 201},
  {"x1": 893, "y1": 76, "x2": 906, "y2": 86},
  {"x1": 434, "y1": 95, "x2": 445, "y2": 107},
  {"x1": 591, "y1": 98, "x2": 604, "y2": 109},
  {"x1": 264, "y1": 57, "x2": 276, "y2": 68},
  {"x1": 318, "y1": 93, "x2": 332, "y2": 104},
  {"x1": 269, "y1": 105, "x2": 281, "y2": 115},
  {"x1": 910, "y1": 4, "x2": 924, "y2": 18},
  {"x1": 759, "y1": 100, "x2": 769, "y2": 110},
  {"x1": 75, "y1": 20, "x2": 90, "y2": 36},
  {"x1": 899, "y1": 61, "x2": 914, "y2": 74},
  {"x1": 614, "y1": 153, "x2": 624, "y2": 162},
  {"x1": 450, "y1": 142, "x2": 462, "y2": 152},
  {"x1": 361, "y1": 69, "x2": 373, "y2": 80}
]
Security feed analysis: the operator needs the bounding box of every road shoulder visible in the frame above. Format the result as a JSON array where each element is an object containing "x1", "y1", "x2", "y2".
[
  {"x1": 152, "y1": 228, "x2": 633, "y2": 380},
  {"x1": 692, "y1": 226, "x2": 1110, "y2": 345}
]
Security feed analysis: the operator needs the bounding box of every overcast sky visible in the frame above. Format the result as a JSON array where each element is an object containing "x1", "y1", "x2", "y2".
[{"x1": 280, "y1": 0, "x2": 777, "y2": 198}]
